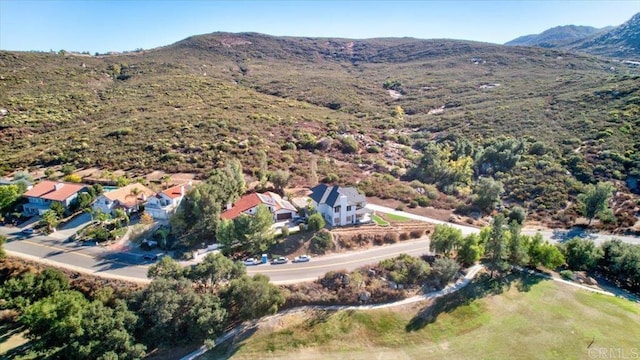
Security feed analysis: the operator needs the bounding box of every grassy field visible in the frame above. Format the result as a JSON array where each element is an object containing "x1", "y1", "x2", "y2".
[
  {"x1": 206, "y1": 275, "x2": 640, "y2": 360},
  {"x1": 383, "y1": 213, "x2": 410, "y2": 222},
  {"x1": 371, "y1": 214, "x2": 389, "y2": 226}
]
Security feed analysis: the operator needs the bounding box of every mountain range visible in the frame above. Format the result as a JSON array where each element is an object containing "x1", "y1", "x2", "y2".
[
  {"x1": 506, "y1": 12, "x2": 640, "y2": 58},
  {"x1": 0, "y1": 13, "x2": 639, "y2": 228}
]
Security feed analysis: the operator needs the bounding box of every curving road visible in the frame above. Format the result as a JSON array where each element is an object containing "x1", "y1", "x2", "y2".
[{"x1": 3, "y1": 204, "x2": 639, "y2": 284}]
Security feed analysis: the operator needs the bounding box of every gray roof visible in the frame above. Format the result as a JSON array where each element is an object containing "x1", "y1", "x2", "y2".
[{"x1": 310, "y1": 184, "x2": 365, "y2": 207}]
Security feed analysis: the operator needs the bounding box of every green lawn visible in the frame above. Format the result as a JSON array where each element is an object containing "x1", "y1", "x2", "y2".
[
  {"x1": 384, "y1": 213, "x2": 410, "y2": 222},
  {"x1": 372, "y1": 214, "x2": 389, "y2": 226},
  {"x1": 206, "y1": 276, "x2": 640, "y2": 359}
]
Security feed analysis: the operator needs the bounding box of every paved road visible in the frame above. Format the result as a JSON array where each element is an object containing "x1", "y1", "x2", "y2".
[
  {"x1": 365, "y1": 204, "x2": 640, "y2": 246},
  {"x1": 3, "y1": 205, "x2": 639, "y2": 284}
]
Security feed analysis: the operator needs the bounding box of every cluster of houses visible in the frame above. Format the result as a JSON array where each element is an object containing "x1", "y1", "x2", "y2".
[{"x1": 8, "y1": 177, "x2": 372, "y2": 227}]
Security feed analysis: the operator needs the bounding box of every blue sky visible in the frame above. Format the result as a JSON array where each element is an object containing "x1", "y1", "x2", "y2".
[{"x1": 1, "y1": 1, "x2": 639, "y2": 53}]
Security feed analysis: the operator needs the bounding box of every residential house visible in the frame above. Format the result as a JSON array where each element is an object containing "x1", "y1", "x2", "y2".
[
  {"x1": 221, "y1": 192, "x2": 298, "y2": 221},
  {"x1": 145, "y1": 182, "x2": 192, "y2": 220},
  {"x1": 23, "y1": 181, "x2": 87, "y2": 216},
  {"x1": 309, "y1": 184, "x2": 372, "y2": 226},
  {"x1": 92, "y1": 183, "x2": 155, "y2": 216}
]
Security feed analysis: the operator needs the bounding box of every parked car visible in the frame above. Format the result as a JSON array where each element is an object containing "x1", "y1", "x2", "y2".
[
  {"x1": 270, "y1": 256, "x2": 289, "y2": 265},
  {"x1": 292, "y1": 218, "x2": 306, "y2": 225},
  {"x1": 143, "y1": 252, "x2": 165, "y2": 261},
  {"x1": 21, "y1": 228, "x2": 35, "y2": 235},
  {"x1": 243, "y1": 258, "x2": 260, "y2": 266},
  {"x1": 293, "y1": 255, "x2": 311, "y2": 263}
]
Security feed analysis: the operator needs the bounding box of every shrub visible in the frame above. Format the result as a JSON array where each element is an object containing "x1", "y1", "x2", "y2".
[
  {"x1": 409, "y1": 230, "x2": 424, "y2": 239},
  {"x1": 310, "y1": 230, "x2": 334, "y2": 254},
  {"x1": 308, "y1": 213, "x2": 326, "y2": 232},
  {"x1": 560, "y1": 270, "x2": 574, "y2": 280},
  {"x1": 280, "y1": 226, "x2": 290, "y2": 237},
  {"x1": 399, "y1": 232, "x2": 410, "y2": 241}
]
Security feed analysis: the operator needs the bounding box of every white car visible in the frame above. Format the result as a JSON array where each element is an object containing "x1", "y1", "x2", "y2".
[
  {"x1": 293, "y1": 255, "x2": 311, "y2": 263},
  {"x1": 243, "y1": 258, "x2": 260, "y2": 266}
]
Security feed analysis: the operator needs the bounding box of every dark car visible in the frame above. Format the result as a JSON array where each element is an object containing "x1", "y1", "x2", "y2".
[
  {"x1": 143, "y1": 253, "x2": 165, "y2": 261},
  {"x1": 270, "y1": 256, "x2": 289, "y2": 265}
]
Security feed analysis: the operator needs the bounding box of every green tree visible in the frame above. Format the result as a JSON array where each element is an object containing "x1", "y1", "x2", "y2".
[
  {"x1": 578, "y1": 182, "x2": 615, "y2": 225},
  {"x1": 0, "y1": 235, "x2": 5, "y2": 259},
  {"x1": 472, "y1": 177, "x2": 504, "y2": 212},
  {"x1": 0, "y1": 184, "x2": 21, "y2": 212},
  {"x1": 508, "y1": 220, "x2": 529, "y2": 266},
  {"x1": 457, "y1": 233, "x2": 484, "y2": 266},
  {"x1": 431, "y1": 257, "x2": 460, "y2": 287},
  {"x1": 528, "y1": 233, "x2": 565, "y2": 269},
  {"x1": 20, "y1": 290, "x2": 89, "y2": 354},
  {"x1": 564, "y1": 237, "x2": 603, "y2": 271},
  {"x1": 429, "y1": 224, "x2": 463, "y2": 258},
  {"x1": 217, "y1": 205, "x2": 275, "y2": 255},
  {"x1": 485, "y1": 214, "x2": 508, "y2": 276},
  {"x1": 508, "y1": 206, "x2": 526, "y2": 225},
  {"x1": 50, "y1": 201, "x2": 66, "y2": 218},
  {"x1": 137, "y1": 278, "x2": 227, "y2": 345},
  {"x1": 222, "y1": 274, "x2": 284, "y2": 322},
  {"x1": 269, "y1": 170, "x2": 290, "y2": 195},
  {"x1": 188, "y1": 253, "x2": 246, "y2": 291},
  {"x1": 147, "y1": 256, "x2": 184, "y2": 279},
  {"x1": 40, "y1": 210, "x2": 60, "y2": 232},
  {"x1": 76, "y1": 192, "x2": 94, "y2": 210},
  {"x1": 113, "y1": 208, "x2": 130, "y2": 228},
  {"x1": 307, "y1": 212, "x2": 326, "y2": 232}
]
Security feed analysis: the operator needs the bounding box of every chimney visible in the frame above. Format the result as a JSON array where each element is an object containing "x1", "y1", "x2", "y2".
[
  {"x1": 54, "y1": 183, "x2": 64, "y2": 190},
  {"x1": 226, "y1": 202, "x2": 232, "y2": 210},
  {"x1": 180, "y1": 186, "x2": 185, "y2": 197}
]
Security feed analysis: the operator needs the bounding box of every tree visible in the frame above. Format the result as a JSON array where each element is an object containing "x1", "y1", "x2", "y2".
[
  {"x1": 528, "y1": 233, "x2": 565, "y2": 269},
  {"x1": 147, "y1": 256, "x2": 184, "y2": 279},
  {"x1": 0, "y1": 184, "x2": 21, "y2": 212},
  {"x1": 457, "y1": 233, "x2": 484, "y2": 266},
  {"x1": 508, "y1": 206, "x2": 526, "y2": 225},
  {"x1": 221, "y1": 274, "x2": 284, "y2": 322},
  {"x1": 137, "y1": 278, "x2": 227, "y2": 345},
  {"x1": 429, "y1": 224, "x2": 463, "y2": 258},
  {"x1": 564, "y1": 238, "x2": 603, "y2": 271},
  {"x1": 113, "y1": 208, "x2": 130, "y2": 228},
  {"x1": 217, "y1": 205, "x2": 275, "y2": 255},
  {"x1": 50, "y1": 201, "x2": 66, "y2": 218},
  {"x1": 269, "y1": 170, "x2": 290, "y2": 195},
  {"x1": 485, "y1": 214, "x2": 508, "y2": 276},
  {"x1": 431, "y1": 257, "x2": 460, "y2": 288},
  {"x1": 578, "y1": 182, "x2": 615, "y2": 225},
  {"x1": 307, "y1": 213, "x2": 326, "y2": 232},
  {"x1": 508, "y1": 220, "x2": 529, "y2": 266},
  {"x1": 472, "y1": 177, "x2": 504, "y2": 212},
  {"x1": 76, "y1": 192, "x2": 94, "y2": 210},
  {"x1": 64, "y1": 173, "x2": 82, "y2": 183},
  {"x1": 20, "y1": 290, "x2": 89, "y2": 353},
  {"x1": 40, "y1": 210, "x2": 60, "y2": 232},
  {"x1": 0, "y1": 235, "x2": 5, "y2": 259},
  {"x1": 188, "y1": 253, "x2": 245, "y2": 291}
]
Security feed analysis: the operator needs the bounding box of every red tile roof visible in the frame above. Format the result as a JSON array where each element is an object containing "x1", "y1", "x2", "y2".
[
  {"x1": 162, "y1": 184, "x2": 187, "y2": 199},
  {"x1": 221, "y1": 193, "x2": 262, "y2": 220},
  {"x1": 23, "y1": 181, "x2": 86, "y2": 202},
  {"x1": 220, "y1": 192, "x2": 297, "y2": 220}
]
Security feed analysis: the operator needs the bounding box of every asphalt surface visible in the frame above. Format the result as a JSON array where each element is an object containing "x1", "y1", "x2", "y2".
[{"x1": 3, "y1": 204, "x2": 639, "y2": 284}]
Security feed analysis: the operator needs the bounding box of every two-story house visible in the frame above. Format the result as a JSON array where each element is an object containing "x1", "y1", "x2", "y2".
[
  {"x1": 221, "y1": 192, "x2": 298, "y2": 221},
  {"x1": 92, "y1": 183, "x2": 155, "y2": 216},
  {"x1": 145, "y1": 183, "x2": 192, "y2": 220},
  {"x1": 309, "y1": 184, "x2": 372, "y2": 226},
  {"x1": 22, "y1": 181, "x2": 87, "y2": 216}
]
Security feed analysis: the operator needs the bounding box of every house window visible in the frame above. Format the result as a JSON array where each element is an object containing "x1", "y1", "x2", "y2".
[
  {"x1": 346, "y1": 215, "x2": 352, "y2": 222},
  {"x1": 347, "y1": 206, "x2": 352, "y2": 211},
  {"x1": 334, "y1": 217, "x2": 340, "y2": 225},
  {"x1": 334, "y1": 206, "x2": 341, "y2": 213}
]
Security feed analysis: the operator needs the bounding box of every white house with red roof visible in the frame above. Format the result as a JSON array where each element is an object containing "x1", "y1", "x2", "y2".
[
  {"x1": 221, "y1": 192, "x2": 298, "y2": 222},
  {"x1": 23, "y1": 181, "x2": 88, "y2": 216},
  {"x1": 145, "y1": 183, "x2": 192, "y2": 220}
]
